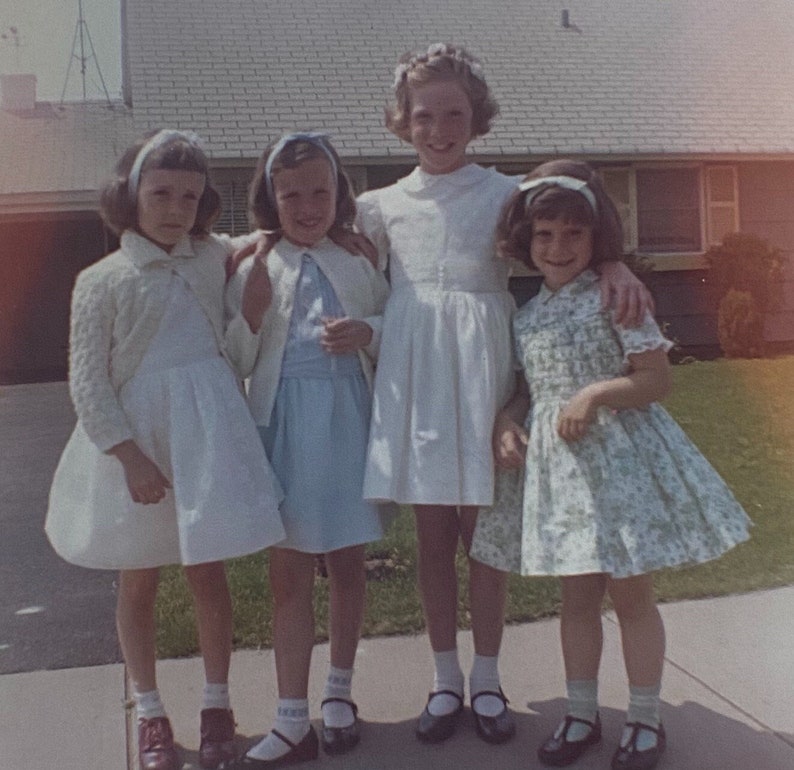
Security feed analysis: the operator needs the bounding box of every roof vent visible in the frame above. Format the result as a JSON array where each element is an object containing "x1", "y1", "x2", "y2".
[
  {"x1": 562, "y1": 9, "x2": 570, "y2": 28},
  {"x1": 1, "y1": 73, "x2": 37, "y2": 112}
]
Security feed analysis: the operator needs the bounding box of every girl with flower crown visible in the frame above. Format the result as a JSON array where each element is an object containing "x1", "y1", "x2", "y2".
[
  {"x1": 45, "y1": 129, "x2": 286, "y2": 770},
  {"x1": 355, "y1": 43, "x2": 653, "y2": 746}
]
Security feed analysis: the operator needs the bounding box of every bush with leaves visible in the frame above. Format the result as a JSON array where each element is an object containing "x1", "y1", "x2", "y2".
[
  {"x1": 705, "y1": 232, "x2": 784, "y2": 357},
  {"x1": 717, "y1": 289, "x2": 764, "y2": 358}
]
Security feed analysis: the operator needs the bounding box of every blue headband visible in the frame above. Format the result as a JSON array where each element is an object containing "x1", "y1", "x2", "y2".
[
  {"x1": 264, "y1": 132, "x2": 338, "y2": 204},
  {"x1": 519, "y1": 175, "x2": 598, "y2": 215},
  {"x1": 127, "y1": 129, "x2": 203, "y2": 200}
]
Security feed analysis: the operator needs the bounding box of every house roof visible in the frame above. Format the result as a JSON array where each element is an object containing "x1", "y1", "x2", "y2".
[
  {"x1": 124, "y1": 0, "x2": 794, "y2": 162},
  {"x1": 0, "y1": 100, "x2": 137, "y2": 214}
]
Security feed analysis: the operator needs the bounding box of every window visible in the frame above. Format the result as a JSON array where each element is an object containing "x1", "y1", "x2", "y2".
[
  {"x1": 214, "y1": 180, "x2": 250, "y2": 237},
  {"x1": 600, "y1": 164, "x2": 738, "y2": 260},
  {"x1": 636, "y1": 167, "x2": 701, "y2": 253}
]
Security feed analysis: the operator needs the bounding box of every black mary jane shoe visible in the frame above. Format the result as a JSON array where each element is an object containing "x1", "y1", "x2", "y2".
[
  {"x1": 415, "y1": 689, "x2": 464, "y2": 743},
  {"x1": 320, "y1": 697, "x2": 361, "y2": 755},
  {"x1": 611, "y1": 722, "x2": 666, "y2": 770},
  {"x1": 229, "y1": 726, "x2": 319, "y2": 769},
  {"x1": 470, "y1": 689, "x2": 516, "y2": 745},
  {"x1": 537, "y1": 713, "x2": 602, "y2": 767}
]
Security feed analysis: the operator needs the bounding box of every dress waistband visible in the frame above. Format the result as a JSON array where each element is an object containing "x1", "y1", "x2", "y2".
[{"x1": 393, "y1": 260, "x2": 509, "y2": 293}]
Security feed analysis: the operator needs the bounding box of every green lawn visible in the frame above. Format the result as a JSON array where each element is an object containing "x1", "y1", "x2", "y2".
[{"x1": 155, "y1": 355, "x2": 794, "y2": 658}]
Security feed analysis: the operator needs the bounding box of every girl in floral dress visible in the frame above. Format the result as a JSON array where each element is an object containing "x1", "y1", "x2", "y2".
[{"x1": 471, "y1": 159, "x2": 751, "y2": 770}]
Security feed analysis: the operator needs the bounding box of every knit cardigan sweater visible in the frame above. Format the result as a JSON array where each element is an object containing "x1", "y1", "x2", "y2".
[
  {"x1": 68, "y1": 230, "x2": 255, "y2": 452},
  {"x1": 225, "y1": 237, "x2": 390, "y2": 426}
]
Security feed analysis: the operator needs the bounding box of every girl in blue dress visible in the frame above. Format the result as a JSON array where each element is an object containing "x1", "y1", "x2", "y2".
[
  {"x1": 225, "y1": 133, "x2": 391, "y2": 768},
  {"x1": 471, "y1": 159, "x2": 751, "y2": 770}
]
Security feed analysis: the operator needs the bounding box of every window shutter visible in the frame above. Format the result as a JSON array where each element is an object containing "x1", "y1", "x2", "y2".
[
  {"x1": 215, "y1": 181, "x2": 250, "y2": 237},
  {"x1": 705, "y1": 166, "x2": 738, "y2": 246}
]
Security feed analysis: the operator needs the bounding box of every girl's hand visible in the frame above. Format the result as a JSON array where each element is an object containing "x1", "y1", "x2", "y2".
[
  {"x1": 108, "y1": 440, "x2": 171, "y2": 505},
  {"x1": 599, "y1": 261, "x2": 655, "y2": 327},
  {"x1": 328, "y1": 226, "x2": 379, "y2": 267},
  {"x1": 321, "y1": 317, "x2": 373, "y2": 354},
  {"x1": 557, "y1": 388, "x2": 598, "y2": 441},
  {"x1": 226, "y1": 230, "x2": 281, "y2": 279},
  {"x1": 241, "y1": 254, "x2": 272, "y2": 333},
  {"x1": 493, "y1": 410, "x2": 529, "y2": 469}
]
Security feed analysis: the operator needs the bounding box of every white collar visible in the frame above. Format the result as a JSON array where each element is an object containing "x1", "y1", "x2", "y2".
[
  {"x1": 536, "y1": 269, "x2": 599, "y2": 304},
  {"x1": 121, "y1": 230, "x2": 196, "y2": 268},
  {"x1": 399, "y1": 163, "x2": 491, "y2": 193}
]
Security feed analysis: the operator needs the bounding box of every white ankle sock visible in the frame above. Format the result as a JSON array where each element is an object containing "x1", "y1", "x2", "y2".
[
  {"x1": 565, "y1": 679, "x2": 599, "y2": 741},
  {"x1": 622, "y1": 683, "x2": 662, "y2": 751},
  {"x1": 428, "y1": 649, "x2": 464, "y2": 716},
  {"x1": 469, "y1": 654, "x2": 504, "y2": 717},
  {"x1": 202, "y1": 682, "x2": 231, "y2": 711},
  {"x1": 246, "y1": 698, "x2": 310, "y2": 761},
  {"x1": 322, "y1": 666, "x2": 355, "y2": 728},
  {"x1": 134, "y1": 689, "x2": 167, "y2": 721}
]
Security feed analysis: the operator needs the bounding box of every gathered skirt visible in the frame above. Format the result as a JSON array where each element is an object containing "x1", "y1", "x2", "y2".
[
  {"x1": 46, "y1": 356, "x2": 285, "y2": 569},
  {"x1": 260, "y1": 370, "x2": 386, "y2": 553}
]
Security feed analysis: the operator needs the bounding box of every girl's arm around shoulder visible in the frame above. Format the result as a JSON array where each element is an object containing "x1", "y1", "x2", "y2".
[
  {"x1": 557, "y1": 346, "x2": 672, "y2": 441},
  {"x1": 354, "y1": 190, "x2": 390, "y2": 272},
  {"x1": 223, "y1": 255, "x2": 269, "y2": 378}
]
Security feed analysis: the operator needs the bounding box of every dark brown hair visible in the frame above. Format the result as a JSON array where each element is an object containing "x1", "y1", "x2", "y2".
[
  {"x1": 248, "y1": 137, "x2": 356, "y2": 231},
  {"x1": 497, "y1": 159, "x2": 624, "y2": 270},
  {"x1": 386, "y1": 44, "x2": 499, "y2": 141},
  {"x1": 99, "y1": 130, "x2": 221, "y2": 237}
]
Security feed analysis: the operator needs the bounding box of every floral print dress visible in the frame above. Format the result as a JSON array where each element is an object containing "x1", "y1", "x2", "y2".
[{"x1": 470, "y1": 270, "x2": 751, "y2": 578}]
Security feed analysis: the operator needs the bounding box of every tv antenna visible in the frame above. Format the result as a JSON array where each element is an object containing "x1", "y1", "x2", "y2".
[
  {"x1": 1, "y1": 26, "x2": 22, "y2": 69},
  {"x1": 60, "y1": 0, "x2": 112, "y2": 105}
]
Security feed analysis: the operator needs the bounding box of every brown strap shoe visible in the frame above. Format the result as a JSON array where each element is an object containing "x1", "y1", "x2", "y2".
[{"x1": 138, "y1": 716, "x2": 180, "y2": 770}]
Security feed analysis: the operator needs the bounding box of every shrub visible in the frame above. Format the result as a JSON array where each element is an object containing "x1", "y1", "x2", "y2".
[
  {"x1": 705, "y1": 232, "x2": 784, "y2": 312},
  {"x1": 717, "y1": 289, "x2": 764, "y2": 358},
  {"x1": 705, "y1": 232, "x2": 784, "y2": 358}
]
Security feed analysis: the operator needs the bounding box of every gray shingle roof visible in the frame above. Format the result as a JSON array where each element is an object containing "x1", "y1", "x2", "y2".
[{"x1": 125, "y1": 0, "x2": 794, "y2": 161}]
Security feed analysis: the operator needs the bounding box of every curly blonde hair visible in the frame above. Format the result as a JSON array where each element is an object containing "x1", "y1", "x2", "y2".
[{"x1": 385, "y1": 43, "x2": 499, "y2": 141}]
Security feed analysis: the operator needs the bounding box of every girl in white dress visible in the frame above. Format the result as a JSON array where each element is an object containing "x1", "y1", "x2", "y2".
[
  {"x1": 226, "y1": 134, "x2": 391, "y2": 768},
  {"x1": 356, "y1": 44, "x2": 652, "y2": 746},
  {"x1": 45, "y1": 130, "x2": 285, "y2": 770},
  {"x1": 471, "y1": 159, "x2": 751, "y2": 770}
]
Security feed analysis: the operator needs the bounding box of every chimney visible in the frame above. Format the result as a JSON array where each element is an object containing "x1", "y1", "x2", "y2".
[
  {"x1": 1, "y1": 73, "x2": 37, "y2": 112},
  {"x1": 561, "y1": 9, "x2": 571, "y2": 28}
]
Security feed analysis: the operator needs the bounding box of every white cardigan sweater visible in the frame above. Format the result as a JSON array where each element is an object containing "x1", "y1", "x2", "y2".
[
  {"x1": 68, "y1": 231, "x2": 254, "y2": 451},
  {"x1": 225, "y1": 237, "x2": 390, "y2": 426}
]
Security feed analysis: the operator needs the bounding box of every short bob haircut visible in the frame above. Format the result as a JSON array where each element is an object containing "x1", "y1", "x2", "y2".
[
  {"x1": 497, "y1": 159, "x2": 624, "y2": 271},
  {"x1": 248, "y1": 136, "x2": 356, "y2": 232},
  {"x1": 100, "y1": 130, "x2": 222, "y2": 237},
  {"x1": 386, "y1": 43, "x2": 499, "y2": 142}
]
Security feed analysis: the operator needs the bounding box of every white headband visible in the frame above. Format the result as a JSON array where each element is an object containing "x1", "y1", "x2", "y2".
[
  {"x1": 264, "y1": 132, "x2": 338, "y2": 204},
  {"x1": 127, "y1": 129, "x2": 203, "y2": 200},
  {"x1": 518, "y1": 175, "x2": 598, "y2": 215}
]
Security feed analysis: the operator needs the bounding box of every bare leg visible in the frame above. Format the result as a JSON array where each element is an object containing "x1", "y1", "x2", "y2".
[
  {"x1": 460, "y1": 506, "x2": 507, "y2": 657},
  {"x1": 270, "y1": 548, "x2": 316, "y2": 698},
  {"x1": 116, "y1": 568, "x2": 160, "y2": 693},
  {"x1": 608, "y1": 575, "x2": 665, "y2": 687},
  {"x1": 183, "y1": 561, "x2": 232, "y2": 684},
  {"x1": 325, "y1": 545, "x2": 366, "y2": 670},
  {"x1": 560, "y1": 574, "x2": 608, "y2": 681},
  {"x1": 414, "y1": 505, "x2": 462, "y2": 652}
]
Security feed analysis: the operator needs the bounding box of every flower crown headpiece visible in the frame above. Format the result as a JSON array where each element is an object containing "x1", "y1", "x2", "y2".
[
  {"x1": 127, "y1": 129, "x2": 203, "y2": 200},
  {"x1": 392, "y1": 43, "x2": 486, "y2": 91}
]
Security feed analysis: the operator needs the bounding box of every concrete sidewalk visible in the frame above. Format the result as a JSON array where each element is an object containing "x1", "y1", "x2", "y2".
[{"x1": 2, "y1": 586, "x2": 793, "y2": 770}]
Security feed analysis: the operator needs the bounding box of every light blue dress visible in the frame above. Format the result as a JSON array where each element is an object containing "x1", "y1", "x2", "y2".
[{"x1": 259, "y1": 254, "x2": 384, "y2": 553}]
